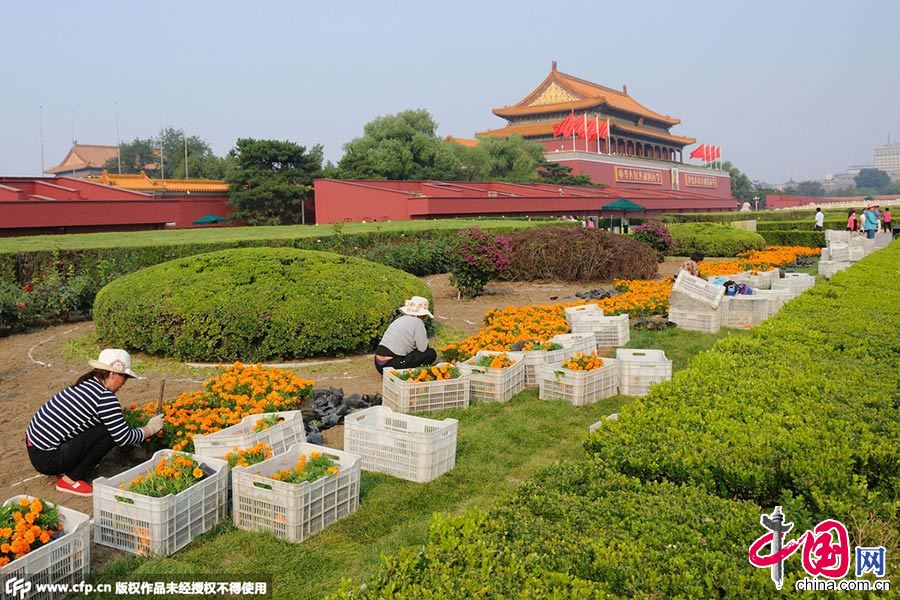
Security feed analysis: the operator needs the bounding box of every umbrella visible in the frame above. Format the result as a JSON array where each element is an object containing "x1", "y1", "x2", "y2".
[
  {"x1": 192, "y1": 214, "x2": 228, "y2": 225},
  {"x1": 602, "y1": 198, "x2": 644, "y2": 233}
]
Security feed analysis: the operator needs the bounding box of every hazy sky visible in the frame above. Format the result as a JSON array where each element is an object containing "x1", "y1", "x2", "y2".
[{"x1": 2, "y1": 0, "x2": 898, "y2": 184}]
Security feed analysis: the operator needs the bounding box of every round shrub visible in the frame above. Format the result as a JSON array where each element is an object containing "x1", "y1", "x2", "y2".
[
  {"x1": 93, "y1": 247, "x2": 432, "y2": 361},
  {"x1": 501, "y1": 228, "x2": 657, "y2": 281},
  {"x1": 631, "y1": 220, "x2": 674, "y2": 259},
  {"x1": 668, "y1": 223, "x2": 766, "y2": 257}
]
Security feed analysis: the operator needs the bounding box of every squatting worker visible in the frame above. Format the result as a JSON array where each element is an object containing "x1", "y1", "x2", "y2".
[
  {"x1": 374, "y1": 296, "x2": 438, "y2": 374},
  {"x1": 25, "y1": 349, "x2": 164, "y2": 497}
]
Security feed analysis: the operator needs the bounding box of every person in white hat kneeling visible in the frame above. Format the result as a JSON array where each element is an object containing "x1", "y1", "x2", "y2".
[
  {"x1": 25, "y1": 349, "x2": 165, "y2": 497},
  {"x1": 374, "y1": 296, "x2": 438, "y2": 374}
]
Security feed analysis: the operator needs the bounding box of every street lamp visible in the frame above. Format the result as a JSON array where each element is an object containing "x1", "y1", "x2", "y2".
[{"x1": 753, "y1": 195, "x2": 759, "y2": 212}]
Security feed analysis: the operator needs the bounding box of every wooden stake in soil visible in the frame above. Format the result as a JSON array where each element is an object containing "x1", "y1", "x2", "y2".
[{"x1": 157, "y1": 379, "x2": 166, "y2": 415}]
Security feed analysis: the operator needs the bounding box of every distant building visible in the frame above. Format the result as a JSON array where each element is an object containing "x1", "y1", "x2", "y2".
[
  {"x1": 874, "y1": 143, "x2": 900, "y2": 179},
  {"x1": 89, "y1": 171, "x2": 229, "y2": 194},
  {"x1": 45, "y1": 143, "x2": 119, "y2": 178}
]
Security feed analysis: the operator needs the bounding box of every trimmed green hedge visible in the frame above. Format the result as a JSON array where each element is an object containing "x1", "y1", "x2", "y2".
[
  {"x1": 586, "y1": 242, "x2": 900, "y2": 543},
  {"x1": 662, "y1": 208, "x2": 868, "y2": 223},
  {"x1": 668, "y1": 222, "x2": 766, "y2": 256},
  {"x1": 756, "y1": 219, "x2": 845, "y2": 231},
  {"x1": 93, "y1": 248, "x2": 431, "y2": 361},
  {"x1": 758, "y1": 230, "x2": 825, "y2": 247}
]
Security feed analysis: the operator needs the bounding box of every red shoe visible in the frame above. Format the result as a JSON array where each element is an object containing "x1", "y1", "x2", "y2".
[{"x1": 56, "y1": 478, "x2": 93, "y2": 497}]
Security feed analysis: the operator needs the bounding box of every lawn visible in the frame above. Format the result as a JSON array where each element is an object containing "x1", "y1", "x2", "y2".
[{"x1": 86, "y1": 326, "x2": 746, "y2": 600}]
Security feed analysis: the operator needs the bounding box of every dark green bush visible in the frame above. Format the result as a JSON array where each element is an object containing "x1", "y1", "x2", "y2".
[
  {"x1": 331, "y1": 464, "x2": 778, "y2": 598},
  {"x1": 668, "y1": 222, "x2": 767, "y2": 256},
  {"x1": 93, "y1": 248, "x2": 431, "y2": 361},
  {"x1": 755, "y1": 219, "x2": 845, "y2": 231},
  {"x1": 502, "y1": 228, "x2": 657, "y2": 281},
  {"x1": 758, "y1": 230, "x2": 826, "y2": 247}
]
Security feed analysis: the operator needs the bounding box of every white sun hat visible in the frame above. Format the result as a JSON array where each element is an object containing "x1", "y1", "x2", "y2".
[
  {"x1": 89, "y1": 348, "x2": 141, "y2": 379},
  {"x1": 398, "y1": 296, "x2": 434, "y2": 318}
]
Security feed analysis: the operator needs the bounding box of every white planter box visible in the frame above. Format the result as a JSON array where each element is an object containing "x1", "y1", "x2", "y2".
[
  {"x1": 538, "y1": 359, "x2": 619, "y2": 406},
  {"x1": 616, "y1": 349, "x2": 672, "y2": 397},
  {"x1": 382, "y1": 364, "x2": 469, "y2": 413},
  {"x1": 668, "y1": 306, "x2": 721, "y2": 334},
  {"x1": 720, "y1": 295, "x2": 771, "y2": 328},
  {"x1": 670, "y1": 271, "x2": 725, "y2": 310},
  {"x1": 93, "y1": 450, "x2": 228, "y2": 556},
  {"x1": 192, "y1": 410, "x2": 306, "y2": 459},
  {"x1": 457, "y1": 351, "x2": 525, "y2": 403},
  {"x1": 569, "y1": 313, "x2": 630, "y2": 348},
  {"x1": 343, "y1": 405, "x2": 457, "y2": 482},
  {"x1": 232, "y1": 443, "x2": 360, "y2": 543},
  {"x1": 1, "y1": 497, "x2": 90, "y2": 600}
]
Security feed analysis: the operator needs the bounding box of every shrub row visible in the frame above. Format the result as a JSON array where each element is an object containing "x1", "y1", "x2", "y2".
[
  {"x1": 668, "y1": 222, "x2": 767, "y2": 256},
  {"x1": 93, "y1": 248, "x2": 432, "y2": 361},
  {"x1": 661, "y1": 207, "x2": 869, "y2": 223},
  {"x1": 755, "y1": 218, "x2": 845, "y2": 231},
  {"x1": 757, "y1": 230, "x2": 826, "y2": 248},
  {"x1": 501, "y1": 228, "x2": 658, "y2": 281},
  {"x1": 586, "y1": 242, "x2": 900, "y2": 544}
]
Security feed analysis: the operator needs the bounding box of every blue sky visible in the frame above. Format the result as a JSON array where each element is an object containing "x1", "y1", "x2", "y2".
[{"x1": 2, "y1": 0, "x2": 897, "y2": 184}]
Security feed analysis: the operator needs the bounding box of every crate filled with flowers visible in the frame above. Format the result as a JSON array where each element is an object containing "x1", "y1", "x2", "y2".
[
  {"x1": 538, "y1": 352, "x2": 619, "y2": 406},
  {"x1": 93, "y1": 451, "x2": 228, "y2": 556},
  {"x1": 232, "y1": 443, "x2": 360, "y2": 543},
  {"x1": 508, "y1": 339, "x2": 580, "y2": 387},
  {"x1": 344, "y1": 405, "x2": 457, "y2": 483},
  {"x1": 382, "y1": 364, "x2": 469, "y2": 413},
  {"x1": 192, "y1": 410, "x2": 305, "y2": 460},
  {"x1": 1, "y1": 496, "x2": 90, "y2": 600},
  {"x1": 457, "y1": 351, "x2": 525, "y2": 403}
]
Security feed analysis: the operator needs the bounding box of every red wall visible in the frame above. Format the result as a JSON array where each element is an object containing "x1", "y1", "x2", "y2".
[
  {"x1": 554, "y1": 158, "x2": 732, "y2": 199},
  {"x1": 314, "y1": 180, "x2": 412, "y2": 223}
]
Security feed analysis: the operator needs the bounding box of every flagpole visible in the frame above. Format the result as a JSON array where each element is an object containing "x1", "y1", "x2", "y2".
[
  {"x1": 583, "y1": 113, "x2": 588, "y2": 153},
  {"x1": 595, "y1": 115, "x2": 600, "y2": 153},
  {"x1": 571, "y1": 110, "x2": 575, "y2": 152},
  {"x1": 607, "y1": 118, "x2": 611, "y2": 154},
  {"x1": 39, "y1": 105, "x2": 45, "y2": 176},
  {"x1": 115, "y1": 103, "x2": 122, "y2": 174}
]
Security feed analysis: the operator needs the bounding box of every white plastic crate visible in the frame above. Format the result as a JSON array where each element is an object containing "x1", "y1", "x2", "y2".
[
  {"x1": 192, "y1": 410, "x2": 306, "y2": 459},
  {"x1": 616, "y1": 349, "x2": 673, "y2": 397},
  {"x1": 818, "y1": 260, "x2": 850, "y2": 279},
  {"x1": 820, "y1": 247, "x2": 830, "y2": 261},
  {"x1": 508, "y1": 343, "x2": 580, "y2": 387},
  {"x1": 457, "y1": 351, "x2": 525, "y2": 403},
  {"x1": 343, "y1": 405, "x2": 457, "y2": 482},
  {"x1": 825, "y1": 230, "x2": 850, "y2": 243},
  {"x1": 770, "y1": 280, "x2": 802, "y2": 298},
  {"x1": 670, "y1": 271, "x2": 725, "y2": 309},
  {"x1": 828, "y1": 242, "x2": 850, "y2": 262},
  {"x1": 848, "y1": 246, "x2": 865, "y2": 262},
  {"x1": 570, "y1": 313, "x2": 630, "y2": 348},
  {"x1": 0, "y1": 497, "x2": 90, "y2": 600},
  {"x1": 719, "y1": 295, "x2": 771, "y2": 329},
  {"x1": 564, "y1": 304, "x2": 603, "y2": 328},
  {"x1": 232, "y1": 443, "x2": 360, "y2": 543},
  {"x1": 93, "y1": 450, "x2": 228, "y2": 556},
  {"x1": 382, "y1": 364, "x2": 469, "y2": 413},
  {"x1": 538, "y1": 359, "x2": 619, "y2": 406},
  {"x1": 552, "y1": 332, "x2": 598, "y2": 354},
  {"x1": 668, "y1": 306, "x2": 720, "y2": 334},
  {"x1": 753, "y1": 289, "x2": 793, "y2": 317}
]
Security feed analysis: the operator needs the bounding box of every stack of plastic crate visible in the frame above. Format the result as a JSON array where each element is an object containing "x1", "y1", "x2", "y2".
[
  {"x1": 551, "y1": 332, "x2": 597, "y2": 355},
  {"x1": 93, "y1": 451, "x2": 228, "y2": 556},
  {"x1": 509, "y1": 342, "x2": 580, "y2": 387},
  {"x1": 752, "y1": 288, "x2": 793, "y2": 317},
  {"x1": 616, "y1": 349, "x2": 673, "y2": 397},
  {"x1": 457, "y1": 351, "x2": 525, "y2": 402},
  {"x1": 1, "y1": 497, "x2": 90, "y2": 600},
  {"x1": 232, "y1": 443, "x2": 360, "y2": 543},
  {"x1": 343, "y1": 405, "x2": 457, "y2": 482},
  {"x1": 776, "y1": 273, "x2": 815, "y2": 293},
  {"x1": 382, "y1": 364, "x2": 470, "y2": 413},
  {"x1": 569, "y1": 313, "x2": 630, "y2": 348},
  {"x1": 537, "y1": 358, "x2": 619, "y2": 406},
  {"x1": 564, "y1": 304, "x2": 603, "y2": 328},
  {"x1": 668, "y1": 271, "x2": 725, "y2": 333},
  {"x1": 719, "y1": 294, "x2": 772, "y2": 328}
]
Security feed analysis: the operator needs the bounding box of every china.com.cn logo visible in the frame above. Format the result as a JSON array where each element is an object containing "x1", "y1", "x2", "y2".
[
  {"x1": 4, "y1": 577, "x2": 32, "y2": 599},
  {"x1": 748, "y1": 506, "x2": 888, "y2": 590}
]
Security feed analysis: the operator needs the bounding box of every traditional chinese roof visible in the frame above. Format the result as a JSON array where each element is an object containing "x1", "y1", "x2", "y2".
[
  {"x1": 90, "y1": 171, "x2": 229, "y2": 193},
  {"x1": 492, "y1": 62, "x2": 680, "y2": 126},
  {"x1": 445, "y1": 136, "x2": 479, "y2": 148},
  {"x1": 476, "y1": 118, "x2": 695, "y2": 145},
  {"x1": 45, "y1": 144, "x2": 119, "y2": 174}
]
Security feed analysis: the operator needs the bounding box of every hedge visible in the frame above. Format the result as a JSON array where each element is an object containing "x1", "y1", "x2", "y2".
[
  {"x1": 93, "y1": 248, "x2": 431, "y2": 361},
  {"x1": 668, "y1": 222, "x2": 767, "y2": 256},
  {"x1": 757, "y1": 230, "x2": 825, "y2": 248},
  {"x1": 331, "y1": 464, "x2": 778, "y2": 598},
  {"x1": 661, "y1": 208, "x2": 869, "y2": 223},
  {"x1": 586, "y1": 241, "x2": 900, "y2": 545},
  {"x1": 755, "y1": 219, "x2": 846, "y2": 231},
  {"x1": 502, "y1": 228, "x2": 658, "y2": 281}
]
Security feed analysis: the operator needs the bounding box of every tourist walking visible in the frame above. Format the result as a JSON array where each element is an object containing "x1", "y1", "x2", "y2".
[
  {"x1": 373, "y1": 296, "x2": 438, "y2": 374},
  {"x1": 847, "y1": 210, "x2": 857, "y2": 232},
  {"x1": 862, "y1": 205, "x2": 879, "y2": 239},
  {"x1": 813, "y1": 208, "x2": 825, "y2": 231},
  {"x1": 26, "y1": 349, "x2": 164, "y2": 497},
  {"x1": 883, "y1": 208, "x2": 892, "y2": 233}
]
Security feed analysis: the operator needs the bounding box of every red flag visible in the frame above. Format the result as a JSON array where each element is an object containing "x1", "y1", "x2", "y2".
[
  {"x1": 571, "y1": 114, "x2": 587, "y2": 138},
  {"x1": 597, "y1": 119, "x2": 609, "y2": 139},
  {"x1": 715, "y1": 146, "x2": 722, "y2": 159},
  {"x1": 689, "y1": 144, "x2": 707, "y2": 159},
  {"x1": 704, "y1": 145, "x2": 712, "y2": 163},
  {"x1": 553, "y1": 114, "x2": 575, "y2": 138}
]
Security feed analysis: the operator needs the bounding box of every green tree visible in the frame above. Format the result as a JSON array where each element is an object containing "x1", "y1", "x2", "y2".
[
  {"x1": 337, "y1": 109, "x2": 462, "y2": 180},
  {"x1": 536, "y1": 161, "x2": 593, "y2": 185},
  {"x1": 476, "y1": 135, "x2": 545, "y2": 181},
  {"x1": 226, "y1": 139, "x2": 323, "y2": 225},
  {"x1": 796, "y1": 180, "x2": 825, "y2": 196},
  {"x1": 104, "y1": 127, "x2": 226, "y2": 179},
  {"x1": 104, "y1": 138, "x2": 157, "y2": 175},
  {"x1": 854, "y1": 168, "x2": 890, "y2": 190},
  {"x1": 720, "y1": 161, "x2": 754, "y2": 200}
]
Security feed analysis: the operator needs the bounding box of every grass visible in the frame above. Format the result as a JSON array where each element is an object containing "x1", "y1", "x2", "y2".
[
  {"x1": 0, "y1": 218, "x2": 548, "y2": 253},
  {"x1": 86, "y1": 326, "x2": 739, "y2": 600}
]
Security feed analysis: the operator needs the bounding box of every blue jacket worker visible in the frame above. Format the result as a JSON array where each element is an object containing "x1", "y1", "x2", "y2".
[{"x1": 374, "y1": 296, "x2": 438, "y2": 374}]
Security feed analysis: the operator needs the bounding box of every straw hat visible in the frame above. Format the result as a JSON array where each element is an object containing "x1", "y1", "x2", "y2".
[
  {"x1": 89, "y1": 349, "x2": 140, "y2": 378},
  {"x1": 399, "y1": 296, "x2": 433, "y2": 318}
]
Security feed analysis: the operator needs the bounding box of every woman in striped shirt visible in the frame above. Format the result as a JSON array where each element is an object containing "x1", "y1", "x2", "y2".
[{"x1": 26, "y1": 349, "x2": 165, "y2": 497}]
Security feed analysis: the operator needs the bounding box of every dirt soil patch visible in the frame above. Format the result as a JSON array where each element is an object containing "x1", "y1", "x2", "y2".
[{"x1": 0, "y1": 270, "x2": 669, "y2": 568}]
